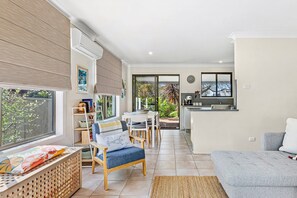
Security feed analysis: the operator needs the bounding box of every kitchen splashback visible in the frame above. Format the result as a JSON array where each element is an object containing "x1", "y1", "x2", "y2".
[{"x1": 181, "y1": 93, "x2": 234, "y2": 106}]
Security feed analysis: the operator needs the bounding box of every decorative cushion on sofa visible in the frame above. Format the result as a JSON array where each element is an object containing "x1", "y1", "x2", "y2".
[
  {"x1": 98, "y1": 146, "x2": 145, "y2": 169},
  {"x1": 279, "y1": 118, "x2": 297, "y2": 154},
  {"x1": 0, "y1": 145, "x2": 66, "y2": 174},
  {"x1": 96, "y1": 131, "x2": 133, "y2": 155}
]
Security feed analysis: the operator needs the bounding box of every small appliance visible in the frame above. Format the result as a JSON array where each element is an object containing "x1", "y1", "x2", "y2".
[{"x1": 185, "y1": 95, "x2": 193, "y2": 105}]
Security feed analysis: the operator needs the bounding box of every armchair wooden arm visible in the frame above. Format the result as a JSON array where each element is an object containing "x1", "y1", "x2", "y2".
[
  {"x1": 90, "y1": 141, "x2": 108, "y2": 151},
  {"x1": 129, "y1": 135, "x2": 145, "y2": 149}
]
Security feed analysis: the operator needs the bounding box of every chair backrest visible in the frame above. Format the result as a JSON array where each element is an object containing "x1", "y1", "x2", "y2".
[
  {"x1": 130, "y1": 115, "x2": 148, "y2": 123},
  {"x1": 92, "y1": 120, "x2": 128, "y2": 142},
  {"x1": 130, "y1": 115, "x2": 148, "y2": 130}
]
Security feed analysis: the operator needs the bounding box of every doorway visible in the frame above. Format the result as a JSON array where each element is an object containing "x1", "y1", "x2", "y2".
[{"x1": 132, "y1": 75, "x2": 180, "y2": 129}]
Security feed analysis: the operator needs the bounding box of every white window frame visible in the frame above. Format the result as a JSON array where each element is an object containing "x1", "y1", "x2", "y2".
[{"x1": 0, "y1": 91, "x2": 65, "y2": 154}]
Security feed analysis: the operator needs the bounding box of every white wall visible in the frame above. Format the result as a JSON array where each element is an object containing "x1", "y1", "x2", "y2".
[
  {"x1": 191, "y1": 38, "x2": 297, "y2": 153},
  {"x1": 127, "y1": 64, "x2": 234, "y2": 111},
  {"x1": 56, "y1": 49, "x2": 95, "y2": 146},
  {"x1": 120, "y1": 62, "x2": 128, "y2": 115}
]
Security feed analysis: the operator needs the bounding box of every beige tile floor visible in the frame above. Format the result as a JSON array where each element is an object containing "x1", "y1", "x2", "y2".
[{"x1": 72, "y1": 130, "x2": 215, "y2": 198}]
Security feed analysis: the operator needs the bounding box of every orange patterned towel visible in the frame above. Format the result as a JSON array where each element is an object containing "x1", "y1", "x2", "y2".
[{"x1": 0, "y1": 145, "x2": 66, "y2": 174}]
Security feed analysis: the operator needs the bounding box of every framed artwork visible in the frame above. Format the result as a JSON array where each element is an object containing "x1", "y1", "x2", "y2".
[{"x1": 77, "y1": 66, "x2": 88, "y2": 93}]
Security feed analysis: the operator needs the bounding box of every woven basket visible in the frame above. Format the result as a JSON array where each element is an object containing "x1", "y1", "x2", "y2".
[{"x1": 79, "y1": 120, "x2": 92, "y2": 128}]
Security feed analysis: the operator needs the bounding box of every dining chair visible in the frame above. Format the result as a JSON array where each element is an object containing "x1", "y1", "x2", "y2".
[
  {"x1": 155, "y1": 113, "x2": 162, "y2": 141},
  {"x1": 148, "y1": 113, "x2": 161, "y2": 143},
  {"x1": 130, "y1": 115, "x2": 150, "y2": 144}
]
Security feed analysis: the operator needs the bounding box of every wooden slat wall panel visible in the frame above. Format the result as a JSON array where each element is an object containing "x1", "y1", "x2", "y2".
[
  {"x1": 0, "y1": 0, "x2": 70, "y2": 50},
  {"x1": 96, "y1": 48, "x2": 122, "y2": 95},
  {"x1": 0, "y1": 62, "x2": 71, "y2": 90},
  {"x1": 10, "y1": 0, "x2": 70, "y2": 37},
  {"x1": 0, "y1": 18, "x2": 70, "y2": 63},
  {"x1": 0, "y1": 0, "x2": 71, "y2": 90},
  {"x1": 0, "y1": 40, "x2": 70, "y2": 76}
]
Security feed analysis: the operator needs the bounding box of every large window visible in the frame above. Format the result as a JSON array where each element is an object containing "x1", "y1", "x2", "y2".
[
  {"x1": 0, "y1": 88, "x2": 55, "y2": 150},
  {"x1": 96, "y1": 95, "x2": 116, "y2": 120},
  {"x1": 201, "y1": 73, "x2": 232, "y2": 97}
]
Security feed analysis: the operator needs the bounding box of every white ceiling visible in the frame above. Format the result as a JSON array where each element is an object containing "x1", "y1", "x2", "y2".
[{"x1": 54, "y1": 0, "x2": 297, "y2": 65}]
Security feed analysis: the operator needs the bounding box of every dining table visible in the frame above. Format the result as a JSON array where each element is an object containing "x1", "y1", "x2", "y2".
[{"x1": 122, "y1": 111, "x2": 159, "y2": 147}]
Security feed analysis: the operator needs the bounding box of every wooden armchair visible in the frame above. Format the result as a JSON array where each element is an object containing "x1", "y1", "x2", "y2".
[{"x1": 91, "y1": 121, "x2": 146, "y2": 191}]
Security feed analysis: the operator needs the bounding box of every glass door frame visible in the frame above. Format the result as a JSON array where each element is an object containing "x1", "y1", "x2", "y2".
[{"x1": 132, "y1": 74, "x2": 180, "y2": 129}]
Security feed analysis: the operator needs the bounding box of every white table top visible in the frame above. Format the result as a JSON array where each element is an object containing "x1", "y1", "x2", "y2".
[{"x1": 122, "y1": 111, "x2": 158, "y2": 118}]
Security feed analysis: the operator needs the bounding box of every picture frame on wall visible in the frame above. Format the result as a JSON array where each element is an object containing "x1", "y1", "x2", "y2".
[{"x1": 77, "y1": 65, "x2": 88, "y2": 94}]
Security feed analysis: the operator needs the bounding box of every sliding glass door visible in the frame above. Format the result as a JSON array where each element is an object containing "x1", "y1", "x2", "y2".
[
  {"x1": 132, "y1": 75, "x2": 180, "y2": 129},
  {"x1": 132, "y1": 76, "x2": 158, "y2": 111}
]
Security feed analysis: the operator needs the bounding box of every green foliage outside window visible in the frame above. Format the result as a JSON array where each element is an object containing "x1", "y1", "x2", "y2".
[
  {"x1": 134, "y1": 80, "x2": 179, "y2": 118},
  {"x1": 96, "y1": 95, "x2": 116, "y2": 121},
  {"x1": 0, "y1": 89, "x2": 55, "y2": 149}
]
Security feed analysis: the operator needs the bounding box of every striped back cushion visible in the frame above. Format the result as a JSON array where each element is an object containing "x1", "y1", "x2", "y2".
[
  {"x1": 92, "y1": 120, "x2": 128, "y2": 142},
  {"x1": 99, "y1": 120, "x2": 122, "y2": 134}
]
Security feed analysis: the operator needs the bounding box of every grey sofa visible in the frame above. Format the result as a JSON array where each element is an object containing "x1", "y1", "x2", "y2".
[{"x1": 212, "y1": 132, "x2": 297, "y2": 198}]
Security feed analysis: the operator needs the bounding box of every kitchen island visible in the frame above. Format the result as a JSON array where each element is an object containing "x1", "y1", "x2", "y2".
[{"x1": 189, "y1": 107, "x2": 241, "y2": 154}]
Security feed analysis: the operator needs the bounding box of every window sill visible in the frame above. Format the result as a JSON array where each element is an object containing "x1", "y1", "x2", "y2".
[{"x1": 0, "y1": 134, "x2": 64, "y2": 155}]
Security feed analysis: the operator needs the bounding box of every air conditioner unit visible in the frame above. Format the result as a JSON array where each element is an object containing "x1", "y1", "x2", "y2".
[{"x1": 71, "y1": 28, "x2": 103, "y2": 59}]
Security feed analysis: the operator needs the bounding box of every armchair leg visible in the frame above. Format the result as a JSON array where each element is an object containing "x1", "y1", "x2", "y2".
[
  {"x1": 142, "y1": 160, "x2": 147, "y2": 176},
  {"x1": 158, "y1": 127, "x2": 161, "y2": 141},
  {"x1": 104, "y1": 169, "x2": 108, "y2": 190},
  {"x1": 91, "y1": 160, "x2": 96, "y2": 174},
  {"x1": 147, "y1": 129, "x2": 151, "y2": 144}
]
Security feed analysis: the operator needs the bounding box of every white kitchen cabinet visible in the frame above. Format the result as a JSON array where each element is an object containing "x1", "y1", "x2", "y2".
[{"x1": 181, "y1": 106, "x2": 191, "y2": 130}]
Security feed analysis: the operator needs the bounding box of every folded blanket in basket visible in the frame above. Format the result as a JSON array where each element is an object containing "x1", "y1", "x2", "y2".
[{"x1": 0, "y1": 145, "x2": 66, "y2": 174}]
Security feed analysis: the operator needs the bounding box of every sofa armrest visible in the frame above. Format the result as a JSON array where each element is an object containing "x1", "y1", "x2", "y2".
[{"x1": 262, "y1": 132, "x2": 285, "y2": 151}]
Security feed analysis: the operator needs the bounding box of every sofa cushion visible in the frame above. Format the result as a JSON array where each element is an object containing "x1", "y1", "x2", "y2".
[
  {"x1": 212, "y1": 151, "x2": 297, "y2": 187},
  {"x1": 279, "y1": 118, "x2": 297, "y2": 154},
  {"x1": 98, "y1": 146, "x2": 145, "y2": 169}
]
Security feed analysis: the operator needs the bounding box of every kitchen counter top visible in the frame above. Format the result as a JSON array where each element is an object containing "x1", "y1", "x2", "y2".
[{"x1": 185, "y1": 106, "x2": 239, "y2": 111}]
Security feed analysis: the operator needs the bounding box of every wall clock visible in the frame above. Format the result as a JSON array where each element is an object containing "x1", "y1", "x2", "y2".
[{"x1": 187, "y1": 75, "x2": 195, "y2": 84}]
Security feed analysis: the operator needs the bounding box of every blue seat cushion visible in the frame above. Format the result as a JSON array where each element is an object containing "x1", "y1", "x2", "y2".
[{"x1": 97, "y1": 146, "x2": 145, "y2": 169}]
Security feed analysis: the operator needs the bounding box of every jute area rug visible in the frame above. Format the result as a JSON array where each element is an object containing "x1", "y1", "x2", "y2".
[{"x1": 151, "y1": 176, "x2": 228, "y2": 198}]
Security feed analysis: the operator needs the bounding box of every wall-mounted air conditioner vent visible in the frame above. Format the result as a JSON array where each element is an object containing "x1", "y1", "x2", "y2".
[{"x1": 71, "y1": 28, "x2": 103, "y2": 59}]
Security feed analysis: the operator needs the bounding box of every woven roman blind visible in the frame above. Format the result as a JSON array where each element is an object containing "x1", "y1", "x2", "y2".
[
  {"x1": 0, "y1": 0, "x2": 71, "y2": 90},
  {"x1": 95, "y1": 48, "x2": 122, "y2": 95}
]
